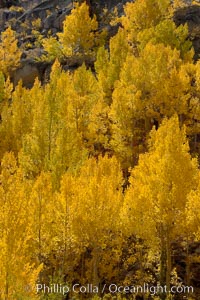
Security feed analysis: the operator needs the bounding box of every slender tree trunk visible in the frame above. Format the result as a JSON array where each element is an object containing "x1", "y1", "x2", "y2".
[
  {"x1": 139, "y1": 244, "x2": 144, "y2": 284},
  {"x1": 38, "y1": 192, "x2": 42, "y2": 279},
  {"x1": 166, "y1": 233, "x2": 171, "y2": 299},
  {"x1": 5, "y1": 269, "x2": 9, "y2": 300},
  {"x1": 194, "y1": 134, "x2": 197, "y2": 151},
  {"x1": 38, "y1": 198, "x2": 41, "y2": 261},
  {"x1": 93, "y1": 247, "x2": 99, "y2": 288},
  {"x1": 144, "y1": 117, "x2": 152, "y2": 132},
  {"x1": 186, "y1": 235, "x2": 190, "y2": 286},
  {"x1": 80, "y1": 248, "x2": 85, "y2": 300},
  {"x1": 160, "y1": 227, "x2": 167, "y2": 300},
  {"x1": 48, "y1": 110, "x2": 53, "y2": 161}
]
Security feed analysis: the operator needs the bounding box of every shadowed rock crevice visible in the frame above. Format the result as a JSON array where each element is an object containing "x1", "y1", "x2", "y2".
[{"x1": 174, "y1": 5, "x2": 200, "y2": 60}]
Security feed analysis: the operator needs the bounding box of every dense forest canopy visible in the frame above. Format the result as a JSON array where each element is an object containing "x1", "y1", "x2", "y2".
[{"x1": 0, "y1": 0, "x2": 200, "y2": 299}]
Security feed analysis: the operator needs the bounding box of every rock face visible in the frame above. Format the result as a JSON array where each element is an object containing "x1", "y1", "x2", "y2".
[
  {"x1": 0, "y1": 0, "x2": 75, "y2": 88},
  {"x1": 0, "y1": 0, "x2": 129, "y2": 33},
  {"x1": 0, "y1": 0, "x2": 129, "y2": 88},
  {"x1": 0, "y1": 0, "x2": 19, "y2": 8},
  {"x1": 174, "y1": 5, "x2": 200, "y2": 60},
  {"x1": 12, "y1": 63, "x2": 40, "y2": 87},
  {"x1": 0, "y1": 0, "x2": 73, "y2": 33},
  {"x1": 2, "y1": 1, "x2": 200, "y2": 87}
]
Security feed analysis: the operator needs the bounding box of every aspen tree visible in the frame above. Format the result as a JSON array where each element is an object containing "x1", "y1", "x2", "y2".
[
  {"x1": 68, "y1": 156, "x2": 123, "y2": 286},
  {"x1": 0, "y1": 71, "x2": 5, "y2": 106},
  {"x1": 0, "y1": 27, "x2": 21, "y2": 76},
  {"x1": 95, "y1": 28, "x2": 130, "y2": 104},
  {"x1": 19, "y1": 61, "x2": 63, "y2": 178},
  {"x1": 43, "y1": 2, "x2": 99, "y2": 60},
  {"x1": 121, "y1": 0, "x2": 170, "y2": 44},
  {"x1": 54, "y1": 174, "x2": 80, "y2": 283},
  {"x1": 121, "y1": 0, "x2": 193, "y2": 61},
  {"x1": 18, "y1": 61, "x2": 102, "y2": 185},
  {"x1": 179, "y1": 62, "x2": 200, "y2": 154},
  {"x1": 110, "y1": 80, "x2": 143, "y2": 168},
  {"x1": 137, "y1": 20, "x2": 193, "y2": 60},
  {"x1": 122, "y1": 116, "x2": 198, "y2": 299},
  {"x1": 42, "y1": 36, "x2": 63, "y2": 62},
  {"x1": 52, "y1": 63, "x2": 103, "y2": 184},
  {"x1": 0, "y1": 153, "x2": 42, "y2": 300},
  {"x1": 110, "y1": 43, "x2": 191, "y2": 167},
  {"x1": 10, "y1": 81, "x2": 33, "y2": 154},
  {"x1": 187, "y1": 173, "x2": 200, "y2": 240},
  {"x1": 0, "y1": 74, "x2": 13, "y2": 159},
  {"x1": 185, "y1": 173, "x2": 200, "y2": 286},
  {"x1": 58, "y1": 2, "x2": 98, "y2": 56},
  {"x1": 29, "y1": 172, "x2": 57, "y2": 267},
  {"x1": 87, "y1": 99, "x2": 110, "y2": 156},
  {"x1": 18, "y1": 79, "x2": 46, "y2": 177},
  {"x1": 68, "y1": 64, "x2": 101, "y2": 135},
  {"x1": 188, "y1": 60, "x2": 200, "y2": 152},
  {"x1": 0, "y1": 72, "x2": 13, "y2": 112},
  {"x1": 125, "y1": 43, "x2": 188, "y2": 120}
]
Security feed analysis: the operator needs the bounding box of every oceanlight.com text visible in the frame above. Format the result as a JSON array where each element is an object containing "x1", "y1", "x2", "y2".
[
  {"x1": 107, "y1": 283, "x2": 194, "y2": 295},
  {"x1": 36, "y1": 283, "x2": 194, "y2": 296}
]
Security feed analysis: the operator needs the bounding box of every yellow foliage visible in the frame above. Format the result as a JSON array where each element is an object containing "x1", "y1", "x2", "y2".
[
  {"x1": 42, "y1": 36, "x2": 63, "y2": 61},
  {"x1": 0, "y1": 152, "x2": 42, "y2": 299},
  {"x1": 29, "y1": 172, "x2": 58, "y2": 260},
  {"x1": 95, "y1": 28, "x2": 130, "y2": 104},
  {"x1": 137, "y1": 19, "x2": 193, "y2": 60},
  {"x1": 0, "y1": 0, "x2": 200, "y2": 292},
  {"x1": 123, "y1": 115, "x2": 198, "y2": 244},
  {"x1": 43, "y1": 2, "x2": 100, "y2": 60},
  {"x1": 0, "y1": 27, "x2": 22, "y2": 76},
  {"x1": 187, "y1": 173, "x2": 200, "y2": 239},
  {"x1": 58, "y1": 2, "x2": 98, "y2": 56},
  {"x1": 121, "y1": 0, "x2": 170, "y2": 43},
  {"x1": 65, "y1": 155, "x2": 123, "y2": 284}
]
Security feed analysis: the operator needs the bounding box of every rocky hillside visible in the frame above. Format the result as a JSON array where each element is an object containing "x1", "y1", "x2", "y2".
[
  {"x1": 174, "y1": 4, "x2": 200, "y2": 60},
  {"x1": 0, "y1": 0, "x2": 129, "y2": 87},
  {"x1": 1, "y1": 0, "x2": 200, "y2": 88}
]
